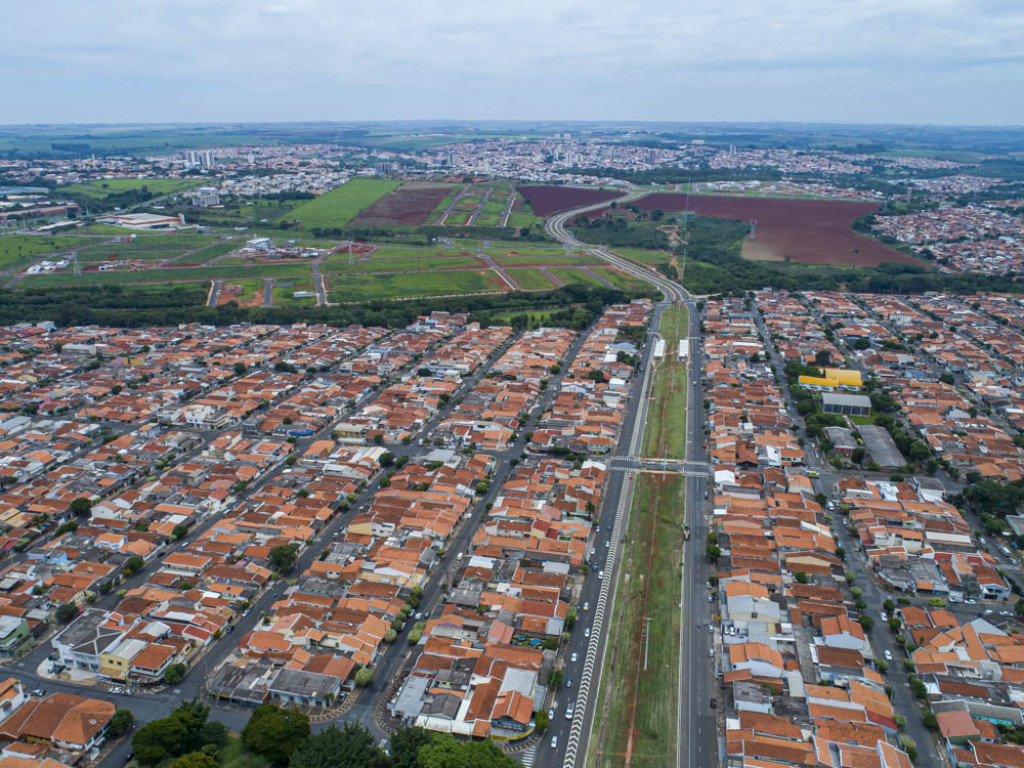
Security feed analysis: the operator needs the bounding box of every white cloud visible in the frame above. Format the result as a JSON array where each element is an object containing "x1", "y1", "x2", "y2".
[{"x1": 0, "y1": 0, "x2": 1022, "y2": 123}]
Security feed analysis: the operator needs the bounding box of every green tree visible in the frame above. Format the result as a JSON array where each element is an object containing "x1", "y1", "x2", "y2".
[
  {"x1": 169, "y1": 753, "x2": 218, "y2": 768},
  {"x1": 705, "y1": 544, "x2": 721, "y2": 562},
  {"x1": 241, "y1": 705, "x2": 310, "y2": 766},
  {"x1": 163, "y1": 663, "x2": 186, "y2": 684},
  {"x1": 535, "y1": 710, "x2": 549, "y2": 732},
  {"x1": 354, "y1": 667, "x2": 373, "y2": 686},
  {"x1": 108, "y1": 708, "x2": 136, "y2": 738},
  {"x1": 233, "y1": 362, "x2": 247, "y2": 376},
  {"x1": 55, "y1": 603, "x2": 79, "y2": 624},
  {"x1": 288, "y1": 723, "x2": 386, "y2": 768},
  {"x1": 379, "y1": 451, "x2": 395, "y2": 468},
  {"x1": 548, "y1": 669, "x2": 564, "y2": 687},
  {"x1": 124, "y1": 555, "x2": 145, "y2": 576},
  {"x1": 70, "y1": 497, "x2": 92, "y2": 517},
  {"x1": 794, "y1": 572, "x2": 808, "y2": 584},
  {"x1": 133, "y1": 715, "x2": 189, "y2": 766},
  {"x1": 417, "y1": 733, "x2": 518, "y2": 768},
  {"x1": 269, "y1": 545, "x2": 298, "y2": 574},
  {"x1": 172, "y1": 524, "x2": 189, "y2": 540},
  {"x1": 389, "y1": 727, "x2": 433, "y2": 768}
]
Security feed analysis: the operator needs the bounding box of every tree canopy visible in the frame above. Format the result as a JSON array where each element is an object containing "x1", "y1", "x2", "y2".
[
  {"x1": 288, "y1": 723, "x2": 387, "y2": 768},
  {"x1": 242, "y1": 705, "x2": 310, "y2": 766}
]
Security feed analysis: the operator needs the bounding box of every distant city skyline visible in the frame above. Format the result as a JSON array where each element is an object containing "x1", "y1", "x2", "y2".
[{"x1": 2, "y1": 0, "x2": 1023, "y2": 126}]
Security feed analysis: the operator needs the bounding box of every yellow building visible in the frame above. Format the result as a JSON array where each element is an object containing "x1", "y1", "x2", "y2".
[{"x1": 798, "y1": 368, "x2": 863, "y2": 392}]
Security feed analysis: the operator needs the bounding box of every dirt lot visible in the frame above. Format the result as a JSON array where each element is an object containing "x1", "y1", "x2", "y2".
[
  {"x1": 519, "y1": 185, "x2": 621, "y2": 217},
  {"x1": 634, "y1": 193, "x2": 918, "y2": 267},
  {"x1": 350, "y1": 183, "x2": 452, "y2": 227}
]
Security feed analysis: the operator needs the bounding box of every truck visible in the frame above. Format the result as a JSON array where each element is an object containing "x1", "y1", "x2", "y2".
[{"x1": 684, "y1": 524, "x2": 690, "y2": 541}]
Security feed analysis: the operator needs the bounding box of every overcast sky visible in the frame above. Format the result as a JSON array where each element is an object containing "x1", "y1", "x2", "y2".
[{"x1": 2, "y1": 0, "x2": 1022, "y2": 125}]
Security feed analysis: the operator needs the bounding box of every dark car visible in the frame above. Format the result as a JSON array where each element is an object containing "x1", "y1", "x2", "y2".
[{"x1": 709, "y1": 698, "x2": 717, "y2": 709}]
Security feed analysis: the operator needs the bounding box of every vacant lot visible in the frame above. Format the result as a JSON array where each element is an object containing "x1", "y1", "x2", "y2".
[
  {"x1": 350, "y1": 182, "x2": 453, "y2": 227},
  {"x1": 285, "y1": 179, "x2": 400, "y2": 229},
  {"x1": 58, "y1": 178, "x2": 203, "y2": 201},
  {"x1": 519, "y1": 185, "x2": 622, "y2": 217},
  {"x1": 506, "y1": 268, "x2": 558, "y2": 291},
  {"x1": 321, "y1": 255, "x2": 480, "y2": 273},
  {"x1": 329, "y1": 270, "x2": 501, "y2": 302},
  {"x1": 22, "y1": 261, "x2": 311, "y2": 287},
  {"x1": 631, "y1": 194, "x2": 915, "y2": 267},
  {"x1": 217, "y1": 279, "x2": 264, "y2": 307},
  {"x1": 0, "y1": 234, "x2": 95, "y2": 271}
]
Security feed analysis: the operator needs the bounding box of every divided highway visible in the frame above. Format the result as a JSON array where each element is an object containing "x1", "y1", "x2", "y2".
[{"x1": 545, "y1": 195, "x2": 717, "y2": 768}]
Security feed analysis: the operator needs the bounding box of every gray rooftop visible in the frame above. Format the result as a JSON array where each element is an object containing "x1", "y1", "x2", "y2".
[
  {"x1": 821, "y1": 393, "x2": 872, "y2": 409},
  {"x1": 859, "y1": 425, "x2": 905, "y2": 468}
]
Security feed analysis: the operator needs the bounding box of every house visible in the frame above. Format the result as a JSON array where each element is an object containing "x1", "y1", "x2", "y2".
[
  {"x1": 0, "y1": 692, "x2": 114, "y2": 753},
  {"x1": 0, "y1": 619, "x2": 28, "y2": 658}
]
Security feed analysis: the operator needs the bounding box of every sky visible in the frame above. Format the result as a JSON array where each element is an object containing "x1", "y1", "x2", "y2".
[{"x1": 2, "y1": 0, "x2": 1022, "y2": 125}]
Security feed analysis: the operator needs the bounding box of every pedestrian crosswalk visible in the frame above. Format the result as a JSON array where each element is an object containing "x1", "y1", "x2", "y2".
[{"x1": 519, "y1": 744, "x2": 537, "y2": 767}]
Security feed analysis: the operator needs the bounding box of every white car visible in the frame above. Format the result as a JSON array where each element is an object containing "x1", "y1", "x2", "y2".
[
  {"x1": 584, "y1": 627, "x2": 590, "y2": 638},
  {"x1": 570, "y1": 652, "x2": 578, "y2": 663},
  {"x1": 550, "y1": 735, "x2": 558, "y2": 749},
  {"x1": 884, "y1": 650, "x2": 893, "y2": 661},
  {"x1": 598, "y1": 570, "x2": 605, "y2": 580},
  {"x1": 880, "y1": 611, "x2": 888, "y2": 622},
  {"x1": 708, "y1": 648, "x2": 714, "y2": 657}
]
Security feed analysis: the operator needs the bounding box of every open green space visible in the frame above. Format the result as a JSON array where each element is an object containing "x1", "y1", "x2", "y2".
[
  {"x1": 507, "y1": 268, "x2": 557, "y2": 291},
  {"x1": 172, "y1": 240, "x2": 243, "y2": 264},
  {"x1": 329, "y1": 269, "x2": 501, "y2": 302},
  {"x1": 76, "y1": 234, "x2": 218, "y2": 262},
  {"x1": 549, "y1": 267, "x2": 603, "y2": 288},
  {"x1": 492, "y1": 253, "x2": 597, "y2": 266},
  {"x1": 590, "y1": 473, "x2": 684, "y2": 768},
  {"x1": 284, "y1": 179, "x2": 400, "y2": 229},
  {"x1": 272, "y1": 281, "x2": 316, "y2": 306},
  {"x1": 58, "y1": 178, "x2": 204, "y2": 201},
  {"x1": 22, "y1": 261, "x2": 311, "y2": 287},
  {"x1": 592, "y1": 266, "x2": 653, "y2": 294},
  {"x1": 490, "y1": 307, "x2": 567, "y2": 327},
  {"x1": 612, "y1": 247, "x2": 676, "y2": 267},
  {"x1": 0, "y1": 234, "x2": 95, "y2": 271},
  {"x1": 642, "y1": 305, "x2": 689, "y2": 460},
  {"x1": 322, "y1": 255, "x2": 479, "y2": 273},
  {"x1": 220, "y1": 279, "x2": 264, "y2": 306}
]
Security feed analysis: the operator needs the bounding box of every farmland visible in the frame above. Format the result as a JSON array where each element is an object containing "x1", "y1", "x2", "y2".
[
  {"x1": 349, "y1": 182, "x2": 453, "y2": 227},
  {"x1": 518, "y1": 185, "x2": 621, "y2": 216},
  {"x1": 284, "y1": 179, "x2": 400, "y2": 229},
  {"x1": 632, "y1": 193, "x2": 917, "y2": 267}
]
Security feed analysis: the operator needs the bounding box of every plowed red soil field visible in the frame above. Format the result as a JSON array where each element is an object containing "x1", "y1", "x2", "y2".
[
  {"x1": 350, "y1": 184, "x2": 451, "y2": 227},
  {"x1": 624, "y1": 193, "x2": 917, "y2": 267},
  {"x1": 519, "y1": 186, "x2": 621, "y2": 217}
]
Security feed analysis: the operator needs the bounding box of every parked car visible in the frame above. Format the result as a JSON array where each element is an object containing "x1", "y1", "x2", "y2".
[
  {"x1": 583, "y1": 602, "x2": 590, "y2": 612},
  {"x1": 708, "y1": 648, "x2": 714, "y2": 657},
  {"x1": 884, "y1": 650, "x2": 893, "y2": 661},
  {"x1": 880, "y1": 611, "x2": 888, "y2": 622},
  {"x1": 709, "y1": 698, "x2": 717, "y2": 709}
]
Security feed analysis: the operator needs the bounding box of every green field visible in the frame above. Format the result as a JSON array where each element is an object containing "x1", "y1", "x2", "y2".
[
  {"x1": 493, "y1": 253, "x2": 597, "y2": 266},
  {"x1": 22, "y1": 261, "x2": 311, "y2": 287},
  {"x1": 0, "y1": 235, "x2": 95, "y2": 271},
  {"x1": 272, "y1": 280, "x2": 316, "y2": 306},
  {"x1": 611, "y1": 247, "x2": 676, "y2": 267},
  {"x1": 329, "y1": 270, "x2": 501, "y2": 302},
  {"x1": 590, "y1": 473, "x2": 685, "y2": 768},
  {"x1": 321, "y1": 255, "x2": 480, "y2": 274},
  {"x1": 592, "y1": 266, "x2": 653, "y2": 294},
  {"x1": 171, "y1": 240, "x2": 242, "y2": 265},
  {"x1": 643, "y1": 303, "x2": 689, "y2": 458},
  {"x1": 549, "y1": 267, "x2": 604, "y2": 288},
  {"x1": 76, "y1": 234, "x2": 218, "y2": 262},
  {"x1": 58, "y1": 178, "x2": 203, "y2": 201},
  {"x1": 284, "y1": 179, "x2": 400, "y2": 229},
  {"x1": 507, "y1": 268, "x2": 557, "y2": 291}
]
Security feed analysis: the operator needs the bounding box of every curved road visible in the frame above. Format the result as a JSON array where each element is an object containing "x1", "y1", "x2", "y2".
[{"x1": 544, "y1": 196, "x2": 716, "y2": 768}]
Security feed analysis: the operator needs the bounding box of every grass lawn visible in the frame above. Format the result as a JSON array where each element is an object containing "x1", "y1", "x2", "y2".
[
  {"x1": 491, "y1": 308, "x2": 566, "y2": 327},
  {"x1": 590, "y1": 473, "x2": 684, "y2": 768},
  {"x1": 506, "y1": 268, "x2": 557, "y2": 291},
  {"x1": 549, "y1": 267, "x2": 603, "y2": 288},
  {"x1": 0, "y1": 234, "x2": 95, "y2": 271},
  {"x1": 849, "y1": 413, "x2": 876, "y2": 426},
  {"x1": 58, "y1": 178, "x2": 203, "y2": 201},
  {"x1": 218, "y1": 734, "x2": 245, "y2": 768},
  {"x1": 492, "y1": 254, "x2": 597, "y2": 267},
  {"x1": 321, "y1": 256, "x2": 479, "y2": 273},
  {"x1": 506, "y1": 212, "x2": 537, "y2": 228},
  {"x1": 284, "y1": 179, "x2": 400, "y2": 229},
  {"x1": 76, "y1": 235, "x2": 217, "y2": 262},
  {"x1": 611, "y1": 247, "x2": 675, "y2": 267},
  {"x1": 329, "y1": 270, "x2": 502, "y2": 302},
  {"x1": 642, "y1": 304, "x2": 689, "y2": 459},
  {"x1": 591, "y1": 266, "x2": 653, "y2": 293},
  {"x1": 172, "y1": 240, "x2": 242, "y2": 264},
  {"x1": 22, "y1": 261, "x2": 311, "y2": 287},
  {"x1": 272, "y1": 280, "x2": 316, "y2": 306}
]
